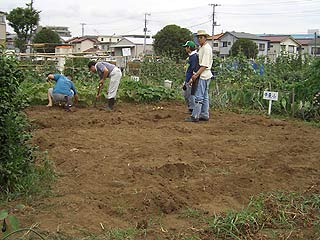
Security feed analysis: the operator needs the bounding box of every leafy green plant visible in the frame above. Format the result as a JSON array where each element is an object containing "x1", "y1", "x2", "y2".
[
  {"x1": 0, "y1": 46, "x2": 55, "y2": 198},
  {"x1": 140, "y1": 56, "x2": 185, "y2": 87},
  {"x1": 0, "y1": 204, "x2": 46, "y2": 239},
  {"x1": 211, "y1": 53, "x2": 320, "y2": 121},
  {"x1": 0, "y1": 208, "x2": 19, "y2": 239},
  {"x1": 64, "y1": 57, "x2": 96, "y2": 81},
  {"x1": 118, "y1": 79, "x2": 179, "y2": 103}
]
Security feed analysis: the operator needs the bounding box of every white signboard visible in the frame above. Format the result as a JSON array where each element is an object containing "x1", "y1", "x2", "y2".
[
  {"x1": 122, "y1": 48, "x2": 131, "y2": 57},
  {"x1": 263, "y1": 91, "x2": 279, "y2": 115},
  {"x1": 263, "y1": 91, "x2": 279, "y2": 101}
]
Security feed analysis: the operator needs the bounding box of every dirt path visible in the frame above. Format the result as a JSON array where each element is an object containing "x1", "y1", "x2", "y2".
[{"x1": 20, "y1": 102, "x2": 320, "y2": 238}]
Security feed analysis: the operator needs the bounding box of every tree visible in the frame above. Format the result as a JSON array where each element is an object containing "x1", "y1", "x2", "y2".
[
  {"x1": 6, "y1": 3, "x2": 40, "y2": 53},
  {"x1": 153, "y1": 24, "x2": 193, "y2": 61},
  {"x1": 230, "y1": 38, "x2": 258, "y2": 59},
  {"x1": 33, "y1": 27, "x2": 61, "y2": 53}
]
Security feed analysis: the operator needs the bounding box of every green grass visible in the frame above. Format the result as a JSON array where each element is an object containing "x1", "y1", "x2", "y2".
[
  {"x1": 0, "y1": 150, "x2": 56, "y2": 202},
  {"x1": 179, "y1": 191, "x2": 320, "y2": 240},
  {"x1": 46, "y1": 227, "x2": 140, "y2": 240}
]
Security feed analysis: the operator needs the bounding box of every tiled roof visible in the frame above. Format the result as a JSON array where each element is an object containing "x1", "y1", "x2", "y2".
[
  {"x1": 66, "y1": 37, "x2": 99, "y2": 44},
  {"x1": 260, "y1": 35, "x2": 290, "y2": 42},
  {"x1": 207, "y1": 33, "x2": 224, "y2": 40},
  {"x1": 227, "y1": 31, "x2": 268, "y2": 41},
  {"x1": 297, "y1": 39, "x2": 313, "y2": 45}
]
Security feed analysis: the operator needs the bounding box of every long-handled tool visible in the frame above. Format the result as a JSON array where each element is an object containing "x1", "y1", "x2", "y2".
[{"x1": 93, "y1": 82, "x2": 103, "y2": 108}]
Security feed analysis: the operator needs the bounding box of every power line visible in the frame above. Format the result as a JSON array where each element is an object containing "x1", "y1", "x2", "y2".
[
  {"x1": 120, "y1": 26, "x2": 142, "y2": 35},
  {"x1": 222, "y1": 0, "x2": 318, "y2": 6},
  {"x1": 151, "y1": 5, "x2": 207, "y2": 15},
  {"x1": 186, "y1": 20, "x2": 212, "y2": 28},
  {"x1": 217, "y1": 9, "x2": 320, "y2": 16}
]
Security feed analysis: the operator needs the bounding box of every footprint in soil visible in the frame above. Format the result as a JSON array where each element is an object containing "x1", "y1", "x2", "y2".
[
  {"x1": 148, "y1": 190, "x2": 186, "y2": 214},
  {"x1": 150, "y1": 163, "x2": 194, "y2": 179},
  {"x1": 154, "y1": 114, "x2": 171, "y2": 120}
]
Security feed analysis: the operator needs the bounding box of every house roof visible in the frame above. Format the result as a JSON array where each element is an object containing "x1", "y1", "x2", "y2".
[
  {"x1": 55, "y1": 45, "x2": 72, "y2": 49},
  {"x1": 261, "y1": 35, "x2": 301, "y2": 45},
  {"x1": 297, "y1": 39, "x2": 313, "y2": 45},
  {"x1": 260, "y1": 35, "x2": 290, "y2": 42},
  {"x1": 110, "y1": 37, "x2": 153, "y2": 48},
  {"x1": 307, "y1": 39, "x2": 320, "y2": 46},
  {"x1": 291, "y1": 34, "x2": 315, "y2": 40},
  {"x1": 124, "y1": 37, "x2": 153, "y2": 45},
  {"x1": 66, "y1": 36, "x2": 99, "y2": 44},
  {"x1": 223, "y1": 31, "x2": 268, "y2": 41},
  {"x1": 207, "y1": 33, "x2": 224, "y2": 40}
]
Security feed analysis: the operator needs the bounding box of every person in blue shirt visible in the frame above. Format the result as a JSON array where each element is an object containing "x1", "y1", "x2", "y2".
[
  {"x1": 46, "y1": 73, "x2": 78, "y2": 111},
  {"x1": 182, "y1": 40, "x2": 199, "y2": 114}
]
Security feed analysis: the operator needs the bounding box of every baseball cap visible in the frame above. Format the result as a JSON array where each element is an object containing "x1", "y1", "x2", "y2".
[{"x1": 182, "y1": 41, "x2": 195, "y2": 48}]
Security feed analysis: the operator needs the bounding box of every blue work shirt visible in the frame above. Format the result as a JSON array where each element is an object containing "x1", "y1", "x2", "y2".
[
  {"x1": 185, "y1": 51, "x2": 200, "y2": 84},
  {"x1": 52, "y1": 74, "x2": 77, "y2": 96}
]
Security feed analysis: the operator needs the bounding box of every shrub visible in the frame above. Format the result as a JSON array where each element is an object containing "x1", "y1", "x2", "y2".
[{"x1": 0, "y1": 47, "x2": 54, "y2": 196}]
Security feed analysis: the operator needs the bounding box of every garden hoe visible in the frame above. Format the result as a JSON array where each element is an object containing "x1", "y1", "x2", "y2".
[{"x1": 94, "y1": 82, "x2": 103, "y2": 108}]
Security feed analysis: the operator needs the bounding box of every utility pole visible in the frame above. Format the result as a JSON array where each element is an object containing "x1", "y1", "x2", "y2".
[
  {"x1": 143, "y1": 13, "x2": 151, "y2": 55},
  {"x1": 209, "y1": 4, "x2": 220, "y2": 54},
  {"x1": 80, "y1": 23, "x2": 86, "y2": 37}
]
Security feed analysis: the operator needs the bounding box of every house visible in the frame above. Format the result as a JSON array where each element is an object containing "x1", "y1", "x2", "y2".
[
  {"x1": 0, "y1": 11, "x2": 6, "y2": 47},
  {"x1": 110, "y1": 37, "x2": 154, "y2": 58},
  {"x1": 297, "y1": 39, "x2": 313, "y2": 55},
  {"x1": 65, "y1": 36, "x2": 99, "y2": 53},
  {"x1": 260, "y1": 35, "x2": 301, "y2": 60},
  {"x1": 97, "y1": 35, "x2": 121, "y2": 54},
  {"x1": 207, "y1": 33, "x2": 224, "y2": 55},
  {"x1": 307, "y1": 39, "x2": 320, "y2": 56},
  {"x1": 294, "y1": 33, "x2": 320, "y2": 56},
  {"x1": 217, "y1": 31, "x2": 269, "y2": 57}
]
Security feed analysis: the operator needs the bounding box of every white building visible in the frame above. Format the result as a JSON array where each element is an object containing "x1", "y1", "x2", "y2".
[
  {"x1": 97, "y1": 35, "x2": 121, "y2": 54},
  {"x1": 110, "y1": 37, "x2": 154, "y2": 58},
  {"x1": 0, "y1": 11, "x2": 6, "y2": 47},
  {"x1": 261, "y1": 35, "x2": 301, "y2": 60},
  {"x1": 218, "y1": 31, "x2": 269, "y2": 58},
  {"x1": 66, "y1": 36, "x2": 99, "y2": 53}
]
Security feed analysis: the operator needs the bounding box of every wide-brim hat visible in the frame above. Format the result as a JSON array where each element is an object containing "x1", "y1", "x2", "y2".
[{"x1": 196, "y1": 30, "x2": 210, "y2": 37}]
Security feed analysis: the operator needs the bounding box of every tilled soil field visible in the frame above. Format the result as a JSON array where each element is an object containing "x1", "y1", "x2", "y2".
[{"x1": 16, "y1": 102, "x2": 320, "y2": 238}]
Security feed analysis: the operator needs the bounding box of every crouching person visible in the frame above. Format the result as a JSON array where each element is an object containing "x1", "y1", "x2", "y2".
[{"x1": 47, "y1": 73, "x2": 78, "y2": 111}]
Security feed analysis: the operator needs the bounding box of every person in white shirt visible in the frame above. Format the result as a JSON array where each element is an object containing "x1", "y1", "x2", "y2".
[{"x1": 185, "y1": 30, "x2": 213, "y2": 122}]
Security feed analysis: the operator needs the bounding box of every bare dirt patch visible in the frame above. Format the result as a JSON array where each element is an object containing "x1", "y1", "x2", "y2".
[{"x1": 18, "y1": 102, "x2": 320, "y2": 238}]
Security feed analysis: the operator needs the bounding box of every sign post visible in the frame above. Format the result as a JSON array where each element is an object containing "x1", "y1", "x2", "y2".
[
  {"x1": 263, "y1": 91, "x2": 279, "y2": 115},
  {"x1": 122, "y1": 48, "x2": 131, "y2": 77}
]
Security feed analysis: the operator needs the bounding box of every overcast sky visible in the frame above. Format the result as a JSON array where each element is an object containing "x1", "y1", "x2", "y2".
[{"x1": 2, "y1": 0, "x2": 320, "y2": 37}]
